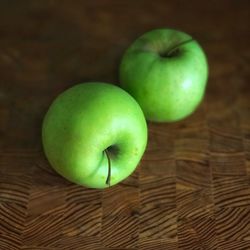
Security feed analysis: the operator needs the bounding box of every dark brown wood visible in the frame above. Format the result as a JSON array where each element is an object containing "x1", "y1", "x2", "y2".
[{"x1": 0, "y1": 0, "x2": 250, "y2": 249}]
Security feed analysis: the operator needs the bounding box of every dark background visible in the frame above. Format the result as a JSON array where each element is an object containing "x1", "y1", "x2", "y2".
[{"x1": 0, "y1": 0, "x2": 250, "y2": 249}]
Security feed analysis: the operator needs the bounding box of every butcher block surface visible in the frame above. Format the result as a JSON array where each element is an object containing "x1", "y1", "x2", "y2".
[{"x1": 0, "y1": 0, "x2": 250, "y2": 249}]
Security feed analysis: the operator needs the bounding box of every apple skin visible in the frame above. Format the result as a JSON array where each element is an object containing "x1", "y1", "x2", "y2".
[
  {"x1": 119, "y1": 28, "x2": 208, "y2": 122},
  {"x1": 42, "y1": 83, "x2": 147, "y2": 189}
]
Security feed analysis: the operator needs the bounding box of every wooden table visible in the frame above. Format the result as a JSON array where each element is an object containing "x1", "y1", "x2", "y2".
[{"x1": 0, "y1": 1, "x2": 250, "y2": 249}]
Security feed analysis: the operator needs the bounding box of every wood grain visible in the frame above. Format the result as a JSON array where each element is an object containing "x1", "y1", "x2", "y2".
[{"x1": 0, "y1": 0, "x2": 250, "y2": 249}]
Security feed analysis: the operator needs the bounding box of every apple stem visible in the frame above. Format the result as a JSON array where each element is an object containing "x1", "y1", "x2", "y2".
[
  {"x1": 166, "y1": 38, "x2": 194, "y2": 57},
  {"x1": 104, "y1": 149, "x2": 111, "y2": 187}
]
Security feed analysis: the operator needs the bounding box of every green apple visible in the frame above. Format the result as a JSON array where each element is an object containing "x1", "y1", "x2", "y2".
[
  {"x1": 119, "y1": 28, "x2": 208, "y2": 122},
  {"x1": 42, "y1": 82, "x2": 147, "y2": 189}
]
